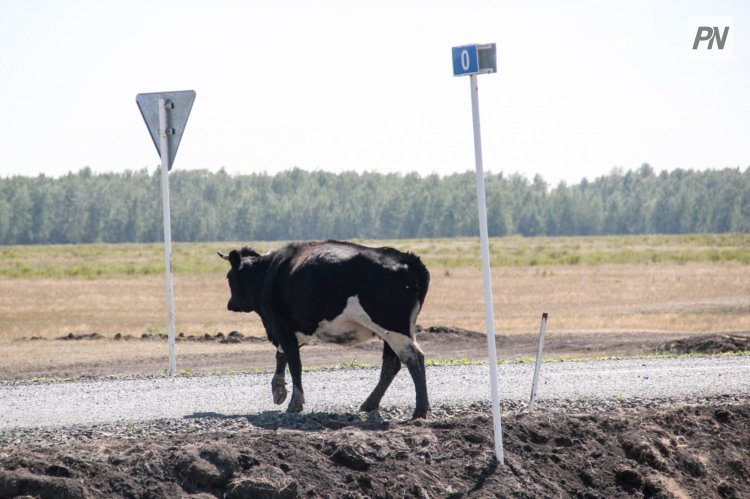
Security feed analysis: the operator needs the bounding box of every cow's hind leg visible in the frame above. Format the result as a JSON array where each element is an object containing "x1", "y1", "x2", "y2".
[
  {"x1": 373, "y1": 332, "x2": 430, "y2": 419},
  {"x1": 404, "y1": 347, "x2": 430, "y2": 419},
  {"x1": 379, "y1": 337, "x2": 430, "y2": 419},
  {"x1": 353, "y1": 318, "x2": 430, "y2": 418},
  {"x1": 279, "y1": 338, "x2": 305, "y2": 413},
  {"x1": 360, "y1": 342, "x2": 401, "y2": 413},
  {"x1": 272, "y1": 350, "x2": 288, "y2": 405}
]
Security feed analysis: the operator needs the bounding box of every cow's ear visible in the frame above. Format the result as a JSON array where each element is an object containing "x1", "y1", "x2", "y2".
[{"x1": 228, "y1": 250, "x2": 242, "y2": 270}]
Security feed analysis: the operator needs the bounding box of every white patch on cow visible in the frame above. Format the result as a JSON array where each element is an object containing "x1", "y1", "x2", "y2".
[
  {"x1": 308, "y1": 295, "x2": 422, "y2": 363},
  {"x1": 390, "y1": 262, "x2": 408, "y2": 272},
  {"x1": 381, "y1": 331, "x2": 422, "y2": 364},
  {"x1": 306, "y1": 296, "x2": 378, "y2": 346}
]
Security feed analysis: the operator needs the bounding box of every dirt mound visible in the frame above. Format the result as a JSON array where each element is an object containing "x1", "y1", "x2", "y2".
[
  {"x1": 56, "y1": 332, "x2": 105, "y2": 341},
  {"x1": 417, "y1": 325, "x2": 485, "y2": 338},
  {"x1": 124, "y1": 331, "x2": 266, "y2": 344},
  {"x1": 30, "y1": 327, "x2": 481, "y2": 345},
  {"x1": 657, "y1": 334, "x2": 750, "y2": 354},
  {"x1": 1, "y1": 397, "x2": 748, "y2": 498},
  {"x1": 16, "y1": 331, "x2": 268, "y2": 344}
]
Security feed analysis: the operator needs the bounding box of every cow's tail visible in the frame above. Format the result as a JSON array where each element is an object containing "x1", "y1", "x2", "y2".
[{"x1": 406, "y1": 253, "x2": 430, "y2": 307}]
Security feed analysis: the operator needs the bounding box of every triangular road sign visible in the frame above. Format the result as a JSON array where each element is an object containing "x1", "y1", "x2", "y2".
[{"x1": 136, "y1": 90, "x2": 196, "y2": 170}]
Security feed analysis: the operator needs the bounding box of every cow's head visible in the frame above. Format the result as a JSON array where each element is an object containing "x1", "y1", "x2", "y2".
[{"x1": 218, "y1": 247, "x2": 261, "y2": 313}]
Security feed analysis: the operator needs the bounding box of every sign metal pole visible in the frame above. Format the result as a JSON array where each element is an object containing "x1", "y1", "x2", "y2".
[
  {"x1": 452, "y1": 42, "x2": 502, "y2": 463},
  {"x1": 158, "y1": 98, "x2": 177, "y2": 375},
  {"x1": 468, "y1": 73, "x2": 504, "y2": 465}
]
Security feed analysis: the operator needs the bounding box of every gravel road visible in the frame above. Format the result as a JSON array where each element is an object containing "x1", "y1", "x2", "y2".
[{"x1": 2, "y1": 356, "x2": 749, "y2": 430}]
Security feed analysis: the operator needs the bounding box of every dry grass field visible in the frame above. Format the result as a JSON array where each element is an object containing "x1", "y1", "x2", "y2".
[{"x1": 1, "y1": 235, "x2": 748, "y2": 377}]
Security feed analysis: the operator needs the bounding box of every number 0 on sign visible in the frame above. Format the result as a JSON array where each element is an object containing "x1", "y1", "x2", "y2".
[{"x1": 452, "y1": 45, "x2": 479, "y2": 76}]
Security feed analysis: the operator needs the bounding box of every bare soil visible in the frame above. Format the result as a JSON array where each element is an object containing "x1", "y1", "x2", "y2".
[
  {"x1": 8, "y1": 327, "x2": 748, "y2": 379},
  {"x1": 1, "y1": 397, "x2": 748, "y2": 498}
]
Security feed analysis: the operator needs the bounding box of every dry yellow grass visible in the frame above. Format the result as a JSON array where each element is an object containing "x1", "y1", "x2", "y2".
[
  {"x1": 1, "y1": 262, "x2": 747, "y2": 341},
  {"x1": 425, "y1": 262, "x2": 749, "y2": 333},
  {"x1": 1, "y1": 237, "x2": 748, "y2": 377}
]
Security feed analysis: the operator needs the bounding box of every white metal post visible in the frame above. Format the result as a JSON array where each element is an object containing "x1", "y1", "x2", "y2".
[
  {"x1": 528, "y1": 312, "x2": 548, "y2": 411},
  {"x1": 158, "y1": 98, "x2": 177, "y2": 375},
  {"x1": 469, "y1": 74, "x2": 504, "y2": 465}
]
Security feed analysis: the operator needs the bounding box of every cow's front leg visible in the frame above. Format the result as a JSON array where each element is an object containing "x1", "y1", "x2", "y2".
[
  {"x1": 272, "y1": 349, "x2": 288, "y2": 405},
  {"x1": 280, "y1": 339, "x2": 305, "y2": 413}
]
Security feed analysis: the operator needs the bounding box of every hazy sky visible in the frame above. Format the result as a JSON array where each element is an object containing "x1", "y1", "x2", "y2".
[{"x1": 0, "y1": 0, "x2": 747, "y2": 184}]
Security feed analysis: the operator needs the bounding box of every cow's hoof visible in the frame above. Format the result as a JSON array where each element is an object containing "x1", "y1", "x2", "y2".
[
  {"x1": 286, "y1": 392, "x2": 304, "y2": 413},
  {"x1": 271, "y1": 376, "x2": 287, "y2": 405},
  {"x1": 411, "y1": 406, "x2": 431, "y2": 420},
  {"x1": 359, "y1": 399, "x2": 379, "y2": 413}
]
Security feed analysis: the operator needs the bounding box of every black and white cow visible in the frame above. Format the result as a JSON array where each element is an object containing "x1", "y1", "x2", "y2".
[{"x1": 219, "y1": 240, "x2": 431, "y2": 419}]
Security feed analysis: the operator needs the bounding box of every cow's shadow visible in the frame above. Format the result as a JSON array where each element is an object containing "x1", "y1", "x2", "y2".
[{"x1": 184, "y1": 410, "x2": 392, "y2": 432}]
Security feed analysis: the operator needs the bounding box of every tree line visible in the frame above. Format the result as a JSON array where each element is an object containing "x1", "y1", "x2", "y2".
[{"x1": 0, "y1": 164, "x2": 748, "y2": 245}]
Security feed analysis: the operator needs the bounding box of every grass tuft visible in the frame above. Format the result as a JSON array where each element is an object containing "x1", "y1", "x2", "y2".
[
  {"x1": 426, "y1": 356, "x2": 476, "y2": 366},
  {"x1": 338, "y1": 357, "x2": 370, "y2": 369}
]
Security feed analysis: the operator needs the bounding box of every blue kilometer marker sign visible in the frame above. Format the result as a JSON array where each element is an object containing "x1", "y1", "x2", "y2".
[
  {"x1": 452, "y1": 44, "x2": 479, "y2": 76},
  {"x1": 452, "y1": 43, "x2": 497, "y2": 77}
]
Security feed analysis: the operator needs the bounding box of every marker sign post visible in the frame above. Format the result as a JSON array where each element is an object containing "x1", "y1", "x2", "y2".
[
  {"x1": 136, "y1": 90, "x2": 196, "y2": 375},
  {"x1": 452, "y1": 43, "x2": 504, "y2": 464},
  {"x1": 528, "y1": 312, "x2": 549, "y2": 411}
]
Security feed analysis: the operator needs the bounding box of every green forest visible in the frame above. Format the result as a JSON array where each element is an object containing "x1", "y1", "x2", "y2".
[{"x1": 0, "y1": 164, "x2": 748, "y2": 245}]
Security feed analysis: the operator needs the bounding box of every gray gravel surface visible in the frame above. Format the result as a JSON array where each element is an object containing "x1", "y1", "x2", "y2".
[{"x1": 1, "y1": 355, "x2": 748, "y2": 433}]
